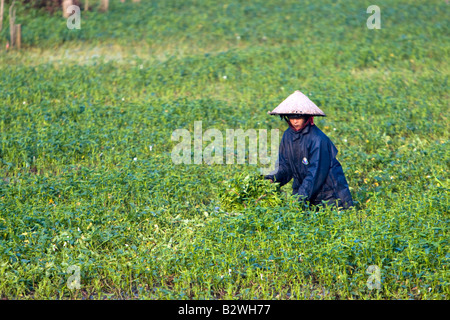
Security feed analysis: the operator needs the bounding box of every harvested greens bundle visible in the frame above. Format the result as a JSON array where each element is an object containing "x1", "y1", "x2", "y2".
[{"x1": 220, "y1": 173, "x2": 283, "y2": 212}]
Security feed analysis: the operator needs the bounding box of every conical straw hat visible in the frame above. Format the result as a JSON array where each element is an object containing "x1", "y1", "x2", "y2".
[{"x1": 268, "y1": 90, "x2": 326, "y2": 116}]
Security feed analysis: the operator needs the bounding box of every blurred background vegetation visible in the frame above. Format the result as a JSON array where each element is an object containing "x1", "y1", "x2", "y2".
[{"x1": 0, "y1": 0, "x2": 448, "y2": 300}]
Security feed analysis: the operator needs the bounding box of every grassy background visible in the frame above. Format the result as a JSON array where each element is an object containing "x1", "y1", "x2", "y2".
[{"x1": 0, "y1": 0, "x2": 448, "y2": 299}]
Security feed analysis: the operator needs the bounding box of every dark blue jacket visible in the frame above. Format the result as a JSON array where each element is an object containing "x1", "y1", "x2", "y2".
[{"x1": 266, "y1": 123, "x2": 353, "y2": 209}]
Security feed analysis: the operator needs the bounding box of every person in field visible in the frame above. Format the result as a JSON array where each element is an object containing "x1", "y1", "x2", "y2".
[{"x1": 265, "y1": 90, "x2": 354, "y2": 209}]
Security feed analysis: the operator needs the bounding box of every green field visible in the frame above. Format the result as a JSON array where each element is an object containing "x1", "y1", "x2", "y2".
[{"x1": 0, "y1": 0, "x2": 448, "y2": 299}]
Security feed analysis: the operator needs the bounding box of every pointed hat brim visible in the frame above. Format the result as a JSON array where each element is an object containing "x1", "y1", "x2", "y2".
[{"x1": 268, "y1": 90, "x2": 326, "y2": 116}]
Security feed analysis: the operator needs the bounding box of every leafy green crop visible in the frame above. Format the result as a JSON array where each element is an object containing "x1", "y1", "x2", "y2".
[
  {"x1": 0, "y1": 0, "x2": 448, "y2": 300},
  {"x1": 220, "y1": 174, "x2": 284, "y2": 212}
]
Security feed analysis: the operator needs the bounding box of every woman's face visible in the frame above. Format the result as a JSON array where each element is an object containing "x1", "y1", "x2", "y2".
[{"x1": 288, "y1": 115, "x2": 308, "y2": 130}]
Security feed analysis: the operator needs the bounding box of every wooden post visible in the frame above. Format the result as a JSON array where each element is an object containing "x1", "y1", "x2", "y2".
[
  {"x1": 15, "y1": 24, "x2": 20, "y2": 50},
  {"x1": 85, "y1": 0, "x2": 89, "y2": 11},
  {"x1": 9, "y1": 0, "x2": 15, "y2": 48},
  {"x1": 62, "y1": 0, "x2": 73, "y2": 18},
  {"x1": 100, "y1": 0, "x2": 109, "y2": 12},
  {"x1": 9, "y1": 24, "x2": 14, "y2": 49},
  {"x1": 0, "y1": 0, "x2": 5, "y2": 33}
]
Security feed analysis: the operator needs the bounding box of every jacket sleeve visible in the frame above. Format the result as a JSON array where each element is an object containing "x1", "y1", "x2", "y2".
[
  {"x1": 297, "y1": 137, "x2": 331, "y2": 202},
  {"x1": 265, "y1": 132, "x2": 292, "y2": 186}
]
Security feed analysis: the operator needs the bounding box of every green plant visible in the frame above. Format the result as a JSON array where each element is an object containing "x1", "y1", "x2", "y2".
[
  {"x1": 0, "y1": 0, "x2": 448, "y2": 300},
  {"x1": 220, "y1": 174, "x2": 284, "y2": 212}
]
